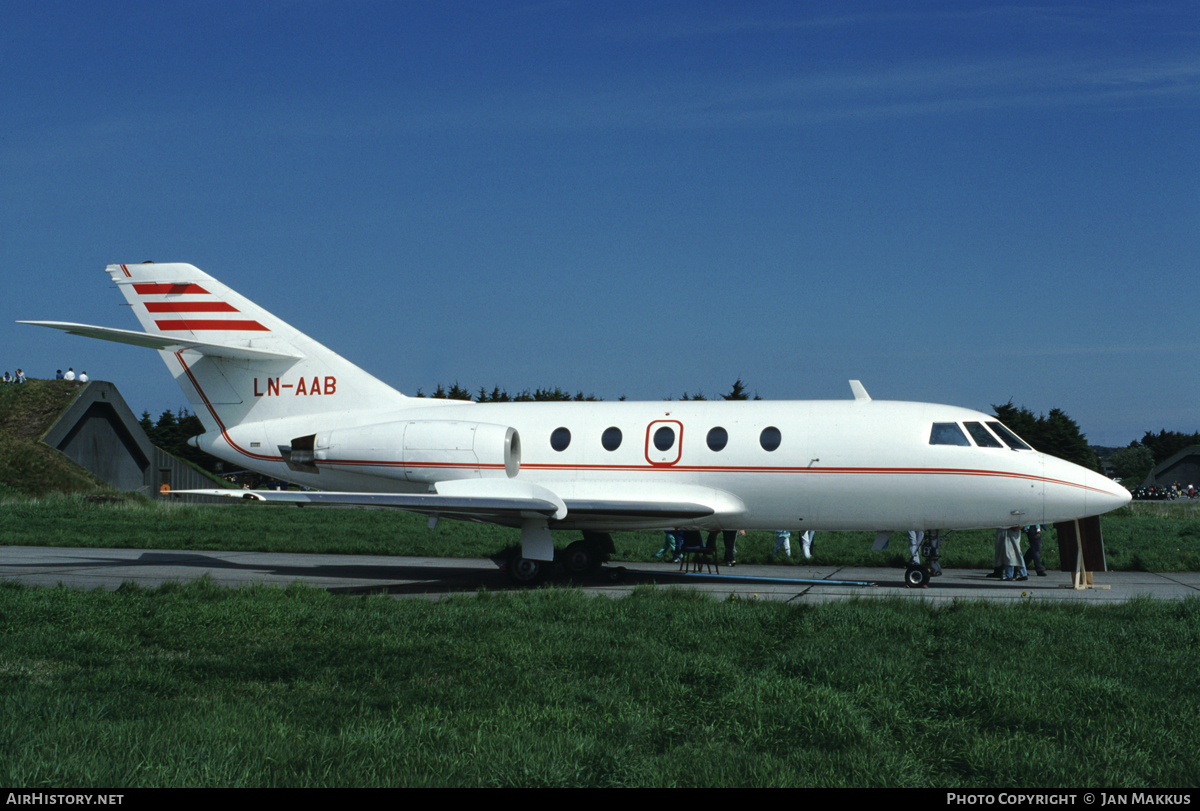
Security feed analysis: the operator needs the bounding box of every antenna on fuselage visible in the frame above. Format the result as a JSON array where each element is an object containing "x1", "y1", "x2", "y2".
[{"x1": 849, "y1": 380, "x2": 871, "y2": 402}]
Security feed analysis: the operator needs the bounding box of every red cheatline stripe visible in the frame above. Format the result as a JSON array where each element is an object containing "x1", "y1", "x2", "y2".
[
  {"x1": 175, "y1": 351, "x2": 282, "y2": 462},
  {"x1": 145, "y1": 302, "x2": 238, "y2": 313},
  {"x1": 134, "y1": 283, "x2": 211, "y2": 295},
  {"x1": 155, "y1": 319, "x2": 268, "y2": 331},
  {"x1": 120, "y1": 264, "x2": 132, "y2": 277}
]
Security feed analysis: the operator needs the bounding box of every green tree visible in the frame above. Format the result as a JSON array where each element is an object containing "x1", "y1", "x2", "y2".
[
  {"x1": 1140, "y1": 430, "x2": 1200, "y2": 464},
  {"x1": 722, "y1": 378, "x2": 750, "y2": 401},
  {"x1": 142, "y1": 409, "x2": 221, "y2": 473},
  {"x1": 1109, "y1": 443, "x2": 1155, "y2": 486},
  {"x1": 1042, "y1": 408, "x2": 1101, "y2": 471},
  {"x1": 991, "y1": 401, "x2": 1040, "y2": 444},
  {"x1": 446, "y1": 382, "x2": 472, "y2": 401},
  {"x1": 991, "y1": 401, "x2": 1101, "y2": 472}
]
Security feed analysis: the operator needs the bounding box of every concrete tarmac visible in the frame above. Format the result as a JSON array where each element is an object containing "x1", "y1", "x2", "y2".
[{"x1": 3, "y1": 545, "x2": 1199, "y2": 604}]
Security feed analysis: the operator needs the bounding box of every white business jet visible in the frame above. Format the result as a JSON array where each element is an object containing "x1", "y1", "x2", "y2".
[{"x1": 23, "y1": 263, "x2": 1130, "y2": 584}]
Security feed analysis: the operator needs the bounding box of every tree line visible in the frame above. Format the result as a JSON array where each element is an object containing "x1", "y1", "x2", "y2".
[
  {"x1": 1107, "y1": 430, "x2": 1200, "y2": 486},
  {"x1": 139, "y1": 409, "x2": 213, "y2": 472},
  {"x1": 990, "y1": 401, "x2": 1102, "y2": 473},
  {"x1": 417, "y1": 378, "x2": 759, "y2": 403}
]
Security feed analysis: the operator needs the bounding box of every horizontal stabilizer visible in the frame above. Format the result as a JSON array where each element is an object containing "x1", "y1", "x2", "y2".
[{"x1": 19, "y1": 321, "x2": 303, "y2": 361}]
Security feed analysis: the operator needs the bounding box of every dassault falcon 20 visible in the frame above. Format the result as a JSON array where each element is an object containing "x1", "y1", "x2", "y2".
[{"x1": 23, "y1": 262, "x2": 1130, "y2": 584}]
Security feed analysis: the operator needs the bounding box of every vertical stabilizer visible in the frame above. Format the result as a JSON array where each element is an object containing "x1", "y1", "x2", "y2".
[{"x1": 105, "y1": 262, "x2": 409, "y2": 446}]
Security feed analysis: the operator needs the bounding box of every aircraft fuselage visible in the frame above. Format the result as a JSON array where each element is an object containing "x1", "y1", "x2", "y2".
[{"x1": 209, "y1": 397, "x2": 1126, "y2": 533}]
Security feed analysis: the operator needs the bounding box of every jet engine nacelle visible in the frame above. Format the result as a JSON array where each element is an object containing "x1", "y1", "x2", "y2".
[{"x1": 285, "y1": 420, "x2": 521, "y2": 483}]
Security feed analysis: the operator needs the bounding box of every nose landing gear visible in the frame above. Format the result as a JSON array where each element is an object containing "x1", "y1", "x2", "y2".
[{"x1": 905, "y1": 530, "x2": 947, "y2": 588}]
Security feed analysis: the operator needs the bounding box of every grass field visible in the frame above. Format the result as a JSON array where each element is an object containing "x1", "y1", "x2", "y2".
[
  {"x1": 3, "y1": 496, "x2": 1199, "y2": 787},
  {"x1": 2, "y1": 581, "x2": 1198, "y2": 787}
]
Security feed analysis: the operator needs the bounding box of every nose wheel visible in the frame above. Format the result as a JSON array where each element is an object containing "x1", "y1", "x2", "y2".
[
  {"x1": 905, "y1": 530, "x2": 948, "y2": 587},
  {"x1": 905, "y1": 563, "x2": 930, "y2": 588}
]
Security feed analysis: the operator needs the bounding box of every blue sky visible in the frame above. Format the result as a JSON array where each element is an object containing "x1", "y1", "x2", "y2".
[{"x1": 4, "y1": 1, "x2": 1197, "y2": 446}]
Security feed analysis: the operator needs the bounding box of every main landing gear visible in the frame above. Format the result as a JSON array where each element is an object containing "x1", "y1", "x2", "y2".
[
  {"x1": 505, "y1": 531, "x2": 620, "y2": 587},
  {"x1": 502, "y1": 556, "x2": 543, "y2": 585}
]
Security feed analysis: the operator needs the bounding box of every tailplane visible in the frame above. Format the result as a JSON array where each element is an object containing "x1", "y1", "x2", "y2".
[{"x1": 24, "y1": 262, "x2": 413, "y2": 447}]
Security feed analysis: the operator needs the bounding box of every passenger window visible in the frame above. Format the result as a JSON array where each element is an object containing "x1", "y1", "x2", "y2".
[
  {"x1": 759, "y1": 426, "x2": 781, "y2": 452},
  {"x1": 653, "y1": 425, "x2": 676, "y2": 451},
  {"x1": 601, "y1": 426, "x2": 622, "y2": 451},
  {"x1": 964, "y1": 422, "x2": 1003, "y2": 448},
  {"x1": 930, "y1": 423, "x2": 970, "y2": 446},
  {"x1": 987, "y1": 421, "x2": 1032, "y2": 450},
  {"x1": 550, "y1": 427, "x2": 571, "y2": 452},
  {"x1": 707, "y1": 427, "x2": 728, "y2": 452}
]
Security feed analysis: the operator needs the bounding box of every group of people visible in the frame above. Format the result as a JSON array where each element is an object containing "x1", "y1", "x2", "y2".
[
  {"x1": 2, "y1": 368, "x2": 91, "y2": 384},
  {"x1": 656, "y1": 528, "x2": 922, "y2": 566},
  {"x1": 1132, "y1": 483, "x2": 1196, "y2": 500},
  {"x1": 657, "y1": 525, "x2": 1047, "y2": 581},
  {"x1": 656, "y1": 529, "x2": 747, "y2": 566},
  {"x1": 988, "y1": 524, "x2": 1046, "y2": 581},
  {"x1": 771, "y1": 529, "x2": 816, "y2": 559}
]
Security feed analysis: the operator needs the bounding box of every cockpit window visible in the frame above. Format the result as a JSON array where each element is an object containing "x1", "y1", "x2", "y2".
[
  {"x1": 930, "y1": 423, "x2": 970, "y2": 446},
  {"x1": 964, "y1": 422, "x2": 1004, "y2": 448},
  {"x1": 987, "y1": 421, "x2": 1032, "y2": 450}
]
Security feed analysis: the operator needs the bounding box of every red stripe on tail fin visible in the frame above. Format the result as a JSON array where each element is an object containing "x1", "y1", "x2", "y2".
[
  {"x1": 154, "y1": 319, "x2": 269, "y2": 331},
  {"x1": 134, "y1": 283, "x2": 211, "y2": 295}
]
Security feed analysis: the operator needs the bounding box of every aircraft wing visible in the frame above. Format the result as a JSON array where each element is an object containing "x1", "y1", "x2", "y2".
[
  {"x1": 18, "y1": 321, "x2": 302, "y2": 361},
  {"x1": 175, "y1": 488, "x2": 568, "y2": 524},
  {"x1": 174, "y1": 489, "x2": 715, "y2": 520},
  {"x1": 173, "y1": 477, "x2": 729, "y2": 526}
]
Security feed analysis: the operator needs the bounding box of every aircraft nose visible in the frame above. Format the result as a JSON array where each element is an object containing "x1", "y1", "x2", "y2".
[
  {"x1": 1084, "y1": 468, "x2": 1132, "y2": 515},
  {"x1": 1041, "y1": 455, "x2": 1131, "y2": 523}
]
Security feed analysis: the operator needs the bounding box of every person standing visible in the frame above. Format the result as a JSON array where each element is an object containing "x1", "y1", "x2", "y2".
[
  {"x1": 710, "y1": 529, "x2": 744, "y2": 566},
  {"x1": 1023, "y1": 525, "x2": 1046, "y2": 576},
  {"x1": 997, "y1": 527, "x2": 1027, "y2": 581},
  {"x1": 907, "y1": 530, "x2": 923, "y2": 565},
  {"x1": 800, "y1": 530, "x2": 815, "y2": 559},
  {"x1": 656, "y1": 529, "x2": 681, "y2": 562}
]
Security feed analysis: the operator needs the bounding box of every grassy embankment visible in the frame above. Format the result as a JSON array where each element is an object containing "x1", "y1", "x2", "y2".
[{"x1": 0, "y1": 378, "x2": 115, "y2": 498}]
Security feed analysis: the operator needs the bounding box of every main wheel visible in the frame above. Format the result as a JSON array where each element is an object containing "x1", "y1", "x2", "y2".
[
  {"x1": 507, "y1": 556, "x2": 549, "y2": 587},
  {"x1": 905, "y1": 564, "x2": 930, "y2": 588},
  {"x1": 562, "y1": 540, "x2": 599, "y2": 576}
]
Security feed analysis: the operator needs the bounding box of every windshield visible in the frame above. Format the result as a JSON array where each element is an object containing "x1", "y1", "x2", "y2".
[
  {"x1": 986, "y1": 421, "x2": 1032, "y2": 450},
  {"x1": 929, "y1": 423, "x2": 970, "y2": 446}
]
